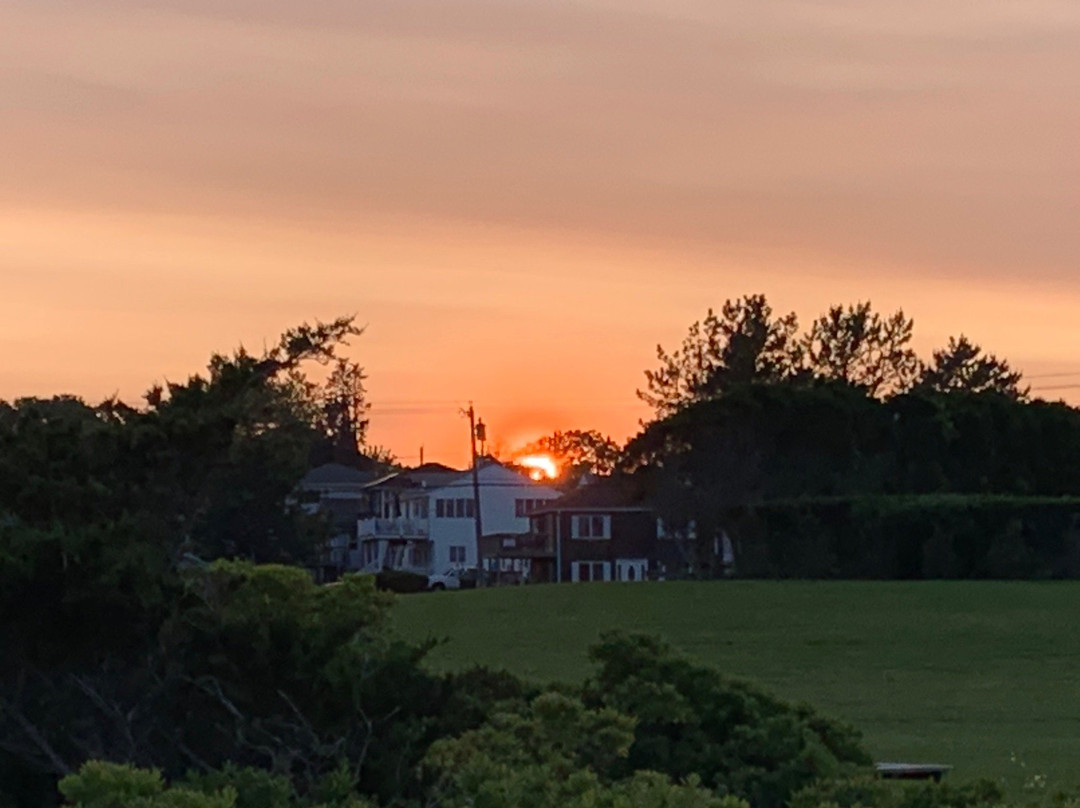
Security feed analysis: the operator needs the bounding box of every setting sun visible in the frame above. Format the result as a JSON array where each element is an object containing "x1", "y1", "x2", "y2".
[{"x1": 515, "y1": 454, "x2": 559, "y2": 481}]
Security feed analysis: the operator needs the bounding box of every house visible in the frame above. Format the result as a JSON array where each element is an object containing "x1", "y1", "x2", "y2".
[
  {"x1": 295, "y1": 463, "x2": 380, "y2": 578},
  {"x1": 357, "y1": 461, "x2": 560, "y2": 578},
  {"x1": 517, "y1": 479, "x2": 723, "y2": 583}
]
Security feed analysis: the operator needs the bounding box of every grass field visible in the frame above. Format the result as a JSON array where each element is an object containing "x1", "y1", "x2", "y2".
[{"x1": 392, "y1": 581, "x2": 1080, "y2": 792}]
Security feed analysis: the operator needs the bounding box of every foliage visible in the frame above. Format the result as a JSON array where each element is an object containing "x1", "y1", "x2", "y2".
[
  {"x1": 639, "y1": 295, "x2": 1029, "y2": 420},
  {"x1": 625, "y1": 385, "x2": 1080, "y2": 529},
  {"x1": 425, "y1": 691, "x2": 747, "y2": 808},
  {"x1": 519, "y1": 429, "x2": 623, "y2": 484},
  {"x1": 790, "y1": 775, "x2": 1003, "y2": 808},
  {"x1": 374, "y1": 568, "x2": 430, "y2": 593},
  {"x1": 639, "y1": 295, "x2": 803, "y2": 417},
  {"x1": 918, "y1": 336, "x2": 1028, "y2": 399},
  {"x1": 724, "y1": 495, "x2": 1080, "y2": 579},
  {"x1": 582, "y1": 633, "x2": 871, "y2": 808},
  {"x1": 58, "y1": 762, "x2": 236, "y2": 808},
  {"x1": 58, "y1": 760, "x2": 379, "y2": 808},
  {"x1": 803, "y1": 303, "x2": 919, "y2": 397}
]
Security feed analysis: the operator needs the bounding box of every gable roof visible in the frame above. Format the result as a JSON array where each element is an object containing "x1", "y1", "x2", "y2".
[
  {"x1": 299, "y1": 463, "x2": 376, "y2": 487},
  {"x1": 427, "y1": 461, "x2": 560, "y2": 496},
  {"x1": 532, "y1": 477, "x2": 653, "y2": 513}
]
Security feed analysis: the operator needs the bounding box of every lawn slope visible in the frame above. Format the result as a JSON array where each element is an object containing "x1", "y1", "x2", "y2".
[{"x1": 392, "y1": 581, "x2": 1080, "y2": 791}]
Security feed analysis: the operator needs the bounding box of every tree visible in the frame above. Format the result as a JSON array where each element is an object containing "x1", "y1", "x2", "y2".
[
  {"x1": 803, "y1": 303, "x2": 918, "y2": 397},
  {"x1": 639, "y1": 295, "x2": 802, "y2": 417},
  {"x1": 917, "y1": 335, "x2": 1027, "y2": 399},
  {"x1": 318, "y1": 358, "x2": 371, "y2": 464},
  {"x1": 518, "y1": 430, "x2": 622, "y2": 483},
  {"x1": 424, "y1": 692, "x2": 742, "y2": 808},
  {"x1": 581, "y1": 633, "x2": 871, "y2": 808}
]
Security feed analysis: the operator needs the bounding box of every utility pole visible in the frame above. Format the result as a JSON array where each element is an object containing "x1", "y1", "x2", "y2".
[{"x1": 463, "y1": 404, "x2": 484, "y2": 573}]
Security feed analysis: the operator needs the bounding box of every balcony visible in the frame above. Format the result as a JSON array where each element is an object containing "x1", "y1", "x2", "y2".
[
  {"x1": 357, "y1": 517, "x2": 429, "y2": 539},
  {"x1": 480, "y1": 532, "x2": 554, "y2": 558}
]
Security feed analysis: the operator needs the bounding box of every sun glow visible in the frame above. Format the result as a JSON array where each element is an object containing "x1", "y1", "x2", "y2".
[{"x1": 516, "y1": 454, "x2": 559, "y2": 481}]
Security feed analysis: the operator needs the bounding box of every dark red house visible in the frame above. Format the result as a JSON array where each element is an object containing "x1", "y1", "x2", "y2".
[{"x1": 526, "y1": 480, "x2": 693, "y2": 582}]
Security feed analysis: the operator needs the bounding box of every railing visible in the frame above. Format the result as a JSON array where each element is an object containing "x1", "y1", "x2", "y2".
[
  {"x1": 493, "y1": 533, "x2": 555, "y2": 554},
  {"x1": 357, "y1": 518, "x2": 429, "y2": 538}
]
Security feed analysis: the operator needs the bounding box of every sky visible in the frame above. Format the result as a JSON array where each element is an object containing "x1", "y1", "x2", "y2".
[{"x1": 1, "y1": 0, "x2": 1079, "y2": 466}]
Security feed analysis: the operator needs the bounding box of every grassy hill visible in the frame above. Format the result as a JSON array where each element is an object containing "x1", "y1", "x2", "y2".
[{"x1": 392, "y1": 580, "x2": 1080, "y2": 792}]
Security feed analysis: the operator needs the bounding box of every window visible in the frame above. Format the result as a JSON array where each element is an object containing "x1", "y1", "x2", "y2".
[
  {"x1": 571, "y1": 561, "x2": 610, "y2": 582},
  {"x1": 465, "y1": 498, "x2": 475, "y2": 518},
  {"x1": 436, "y1": 499, "x2": 445, "y2": 518},
  {"x1": 449, "y1": 545, "x2": 467, "y2": 564},
  {"x1": 572, "y1": 514, "x2": 610, "y2": 539},
  {"x1": 515, "y1": 498, "x2": 526, "y2": 517}
]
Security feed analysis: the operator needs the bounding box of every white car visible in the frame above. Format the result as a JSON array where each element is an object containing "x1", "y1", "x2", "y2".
[
  {"x1": 428, "y1": 568, "x2": 476, "y2": 590},
  {"x1": 427, "y1": 569, "x2": 462, "y2": 590}
]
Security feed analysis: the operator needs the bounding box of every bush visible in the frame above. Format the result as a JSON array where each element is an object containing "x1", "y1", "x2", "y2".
[
  {"x1": 726, "y1": 495, "x2": 1080, "y2": 579},
  {"x1": 582, "y1": 633, "x2": 872, "y2": 808},
  {"x1": 790, "y1": 775, "x2": 1003, "y2": 808},
  {"x1": 374, "y1": 569, "x2": 429, "y2": 593}
]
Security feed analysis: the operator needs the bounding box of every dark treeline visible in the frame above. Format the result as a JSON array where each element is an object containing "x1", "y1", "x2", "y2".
[{"x1": 619, "y1": 295, "x2": 1080, "y2": 578}]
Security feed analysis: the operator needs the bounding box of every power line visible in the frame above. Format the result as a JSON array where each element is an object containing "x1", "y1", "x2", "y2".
[{"x1": 1025, "y1": 371, "x2": 1080, "y2": 380}]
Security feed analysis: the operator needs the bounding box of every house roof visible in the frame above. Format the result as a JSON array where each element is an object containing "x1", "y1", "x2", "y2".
[
  {"x1": 532, "y1": 477, "x2": 653, "y2": 513},
  {"x1": 427, "y1": 461, "x2": 560, "y2": 495},
  {"x1": 363, "y1": 462, "x2": 465, "y2": 492},
  {"x1": 299, "y1": 463, "x2": 376, "y2": 488}
]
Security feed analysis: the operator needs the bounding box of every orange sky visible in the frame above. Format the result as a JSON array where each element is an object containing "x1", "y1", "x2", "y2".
[{"x1": 2, "y1": 0, "x2": 1079, "y2": 466}]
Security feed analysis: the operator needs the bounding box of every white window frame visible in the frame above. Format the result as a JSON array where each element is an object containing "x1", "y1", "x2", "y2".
[
  {"x1": 571, "y1": 514, "x2": 611, "y2": 539},
  {"x1": 449, "y1": 545, "x2": 467, "y2": 565},
  {"x1": 570, "y1": 560, "x2": 611, "y2": 582}
]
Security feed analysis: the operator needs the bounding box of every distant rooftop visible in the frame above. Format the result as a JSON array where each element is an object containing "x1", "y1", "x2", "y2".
[
  {"x1": 299, "y1": 463, "x2": 376, "y2": 488},
  {"x1": 532, "y1": 476, "x2": 651, "y2": 512}
]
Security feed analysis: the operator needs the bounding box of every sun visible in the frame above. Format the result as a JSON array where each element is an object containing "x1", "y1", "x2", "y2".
[{"x1": 516, "y1": 454, "x2": 559, "y2": 480}]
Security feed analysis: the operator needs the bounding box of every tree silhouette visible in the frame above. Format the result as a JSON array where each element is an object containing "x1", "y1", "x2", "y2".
[
  {"x1": 638, "y1": 295, "x2": 802, "y2": 417},
  {"x1": 918, "y1": 335, "x2": 1028, "y2": 399},
  {"x1": 803, "y1": 302, "x2": 918, "y2": 397}
]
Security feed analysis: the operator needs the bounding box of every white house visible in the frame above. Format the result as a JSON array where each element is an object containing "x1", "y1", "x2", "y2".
[{"x1": 356, "y1": 461, "x2": 560, "y2": 576}]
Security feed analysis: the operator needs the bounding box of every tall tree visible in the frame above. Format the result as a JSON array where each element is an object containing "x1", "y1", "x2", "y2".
[
  {"x1": 638, "y1": 295, "x2": 802, "y2": 417},
  {"x1": 917, "y1": 335, "x2": 1028, "y2": 399},
  {"x1": 319, "y1": 357, "x2": 371, "y2": 463},
  {"x1": 804, "y1": 302, "x2": 918, "y2": 397}
]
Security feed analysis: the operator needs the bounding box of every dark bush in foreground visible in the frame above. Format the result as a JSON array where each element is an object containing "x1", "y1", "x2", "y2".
[
  {"x1": 583, "y1": 633, "x2": 872, "y2": 808},
  {"x1": 374, "y1": 568, "x2": 429, "y2": 593},
  {"x1": 790, "y1": 775, "x2": 1003, "y2": 808}
]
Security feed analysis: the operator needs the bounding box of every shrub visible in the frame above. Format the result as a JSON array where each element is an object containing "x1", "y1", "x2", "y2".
[
  {"x1": 582, "y1": 633, "x2": 872, "y2": 808},
  {"x1": 374, "y1": 569, "x2": 429, "y2": 593}
]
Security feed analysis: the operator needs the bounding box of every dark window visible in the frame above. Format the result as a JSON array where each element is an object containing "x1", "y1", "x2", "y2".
[
  {"x1": 515, "y1": 499, "x2": 525, "y2": 517},
  {"x1": 436, "y1": 499, "x2": 445, "y2": 518},
  {"x1": 465, "y1": 498, "x2": 475, "y2": 518},
  {"x1": 579, "y1": 563, "x2": 591, "y2": 582},
  {"x1": 592, "y1": 562, "x2": 606, "y2": 580}
]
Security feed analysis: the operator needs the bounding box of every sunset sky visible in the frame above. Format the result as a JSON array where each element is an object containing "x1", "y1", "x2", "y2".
[{"x1": 2, "y1": 0, "x2": 1079, "y2": 465}]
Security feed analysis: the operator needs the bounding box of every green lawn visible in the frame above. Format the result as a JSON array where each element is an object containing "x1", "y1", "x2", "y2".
[{"x1": 392, "y1": 581, "x2": 1080, "y2": 792}]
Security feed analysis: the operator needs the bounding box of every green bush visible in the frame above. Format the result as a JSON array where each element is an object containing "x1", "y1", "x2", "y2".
[
  {"x1": 790, "y1": 775, "x2": 1003, "y2": 808},
  {"x1": 582, "y1": 633, "x2": 872, "y2": 808},
  {"x1": 726, "y1": 495, "x2": 1080, "y2": 579},
  {"x1": 374, "y1": 568, "x2": 429, "y2": 593}
]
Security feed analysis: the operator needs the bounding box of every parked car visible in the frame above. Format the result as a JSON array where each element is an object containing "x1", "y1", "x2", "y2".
[{"x1": 427, "y1": 568, "x2": 478, "y2": 590}]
